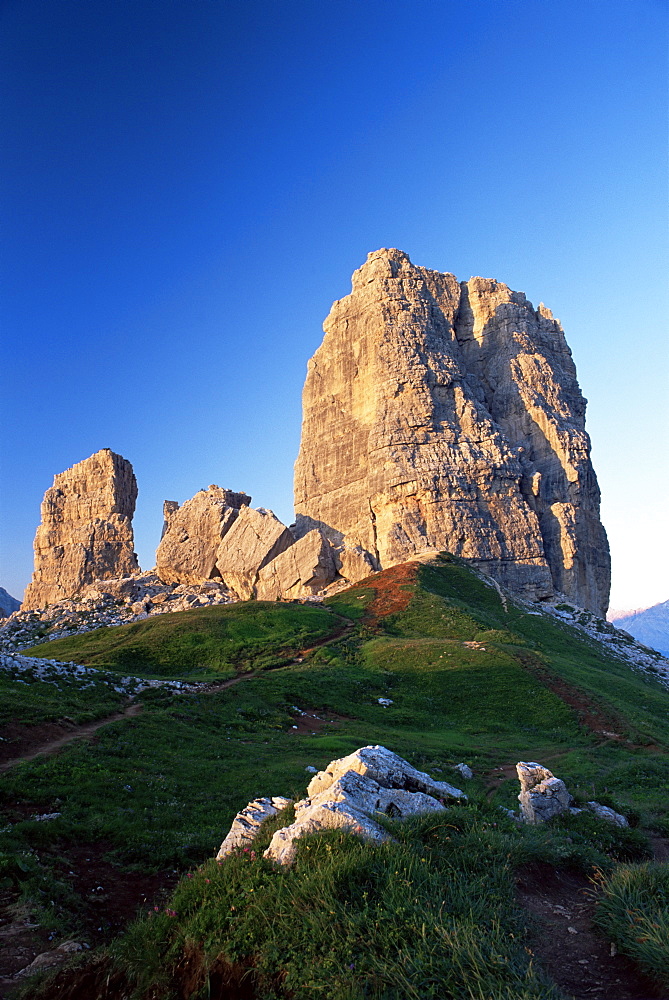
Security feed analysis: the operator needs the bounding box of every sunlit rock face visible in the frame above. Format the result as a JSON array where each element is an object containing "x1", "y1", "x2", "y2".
[
  {"x1": 294, "y1": 249, "x2": 610, "y2": 615},
  {"x1": 23, "y1": 449, "x2": 139, "y2": 608}
]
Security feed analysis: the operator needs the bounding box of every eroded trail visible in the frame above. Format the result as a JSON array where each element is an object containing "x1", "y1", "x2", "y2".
[
  {"x1": 0, "y1": 613, "x2": 355, "y2": 771},
  {"x1": 0, "y1": 703, "x2": 144, "y2": 773}
]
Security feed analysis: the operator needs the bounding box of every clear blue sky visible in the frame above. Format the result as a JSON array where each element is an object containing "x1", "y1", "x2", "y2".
[{"x1": 1, "y1": 0, "x2": 667, "y2": 611}]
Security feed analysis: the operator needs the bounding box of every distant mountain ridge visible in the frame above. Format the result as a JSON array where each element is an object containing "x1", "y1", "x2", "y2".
[
  {"x1": 0, "y1": 587, "x2": 20, "y2": 618},
  {"x1": 609, "y1": 600, "x2": 669, "y2": 657}
]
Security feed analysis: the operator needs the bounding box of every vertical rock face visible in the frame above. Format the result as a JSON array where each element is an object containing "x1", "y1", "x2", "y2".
[
  {"x1": 23, "y1": 449, "x2": 139, "y2": 608},
  {"x1": 155, "y1": 486, "x2": 251, "y2": 586},
  {"x1": 294, "y1": 249, "x2": 610, "y2": 615}
]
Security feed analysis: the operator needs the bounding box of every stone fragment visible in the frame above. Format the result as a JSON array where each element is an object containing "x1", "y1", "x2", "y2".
[
  {"x1": 453, "y1": 762, "x2": 474, "y2": 779},
  {"x1": 585, "y1": 801, "x2": 628, "y2": 827},
  {"x1": 216, "y1": 506, "x2": 295, "y2": 600},
  {"x1": 216, "y1": 796, "x2": 291, "y2": 860},
  {"x1": 16, "y1": 940, "x2": 83, "y2": 977},
  {"x1": 294, "y1": 248, "x2": 610, "y2": 615},
  {"x1": 306, "y1": 745, "x2": 466, "y2": 802},
  {"x1": 23, "y1": 449, "x2": 139, "y2": 608},
  {"x1": 516, "y1": 761, "x2": 573, "y2": 824},
  {"x1": 256, "y1": 529, "x2": 337, "y2": 600},
  {"x1": 156, "y1": 486, "x2": 250, "y2": 586}
]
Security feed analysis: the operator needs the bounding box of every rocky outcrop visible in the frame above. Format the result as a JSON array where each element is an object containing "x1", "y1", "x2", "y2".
[
  {"x1": 156, "y1": 486, "x2": 250, "y2": 586},
  {"x1": 216, "y1": 796, "x2": 291, "y2": 860},
  {"x1": 265, "y1": 746, "x2": 464, "y2": 865},
  {"x1": 514, "y1": 761, "x2": 628, "y2": 827},
  {"x1": 214, "y1": 746, "x2": 466, "y2": 867},
  {"x1": 256, "y1": 529, "x2": 337, "y2": 600},
  {"x1": 294, "y1": 249, "x2": 610, "y2": 615},
  {"x1": 23, "y1": 450, "x2": 139, "y2": 609},
  {"x1": 216, "y1": 506, "x2": 295, "y2": 600},
  {"x1": 0, "y1": 588, "x2": 20, "y2": 618}
]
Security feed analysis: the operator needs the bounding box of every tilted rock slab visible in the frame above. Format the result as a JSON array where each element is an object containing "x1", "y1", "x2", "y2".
[
  {"x1": 264, "y1": 745, "x2": 465, "y2": 866},
  {"x1": 256, "y1": 528, "x2": 337, "y2": 600},
  {"x1": 216, "y1": 796, "x2": 291, "y2": 859},
  {"x1": 23, "y1": 449, "x2": 139, "y2": 608},
  {"x1": 294, "y1": 248, "x2": 610, "y2": 615},
  {"x1": 216, "y1": 506, "x2": 295, "y2": 600},
  {"x1": 156, "y1": 485, "x2": 250, "y2": 586}
]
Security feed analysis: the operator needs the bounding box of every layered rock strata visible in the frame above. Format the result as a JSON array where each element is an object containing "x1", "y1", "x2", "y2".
[
  {"x1": 294, "y1": 248, "x2": 610, "y2": 615},
  {"x1": 23, "y1": 449, "x2": 139, "y2": 608},
  {"x1": 156, "y1": 486, "x2": 250, "y2": 585}
]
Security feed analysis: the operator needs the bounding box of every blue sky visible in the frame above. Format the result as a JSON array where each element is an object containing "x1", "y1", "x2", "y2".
[{"x1": 1, "y1": 0, "x2": 667, "y2": 610}]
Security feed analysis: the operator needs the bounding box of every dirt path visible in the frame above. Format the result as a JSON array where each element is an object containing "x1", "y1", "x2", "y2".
[
  {"x1": 0, "y1": 615, "x2": 355, "y2": 772},
  {"x1": 0, "y1": 703, "x2": 144, "y2": 773},
  {"x1": 516, "y1": 861, "x2": 664, "y2": 999}
]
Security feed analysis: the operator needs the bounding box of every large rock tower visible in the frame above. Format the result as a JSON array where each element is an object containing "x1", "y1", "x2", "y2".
[{"x1": 294, "y1": 249, "x2": 610, "y2": 615}]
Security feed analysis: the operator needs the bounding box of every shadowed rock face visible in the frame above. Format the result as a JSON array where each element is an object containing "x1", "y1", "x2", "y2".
[
  {"x1": 294, "y1": 248, "x2": 610, "y2": 615},
  {"x1": 23, "y1": 449, "x2": 139, "y2": 608}
]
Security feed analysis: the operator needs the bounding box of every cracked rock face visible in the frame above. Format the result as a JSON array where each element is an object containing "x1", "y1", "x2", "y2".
[
  {"x1": 294, "y1": 248, "x2": 610, "y2": 615},
  {"x1": 156, "y1": 486, "x2": 250, "y2": 586},
  {"x1": 216, "y1": 506, "x2": 295, "y2": 600},
  {"x1": 23, "y1": 449, "x2": 139, "y2": 608}
]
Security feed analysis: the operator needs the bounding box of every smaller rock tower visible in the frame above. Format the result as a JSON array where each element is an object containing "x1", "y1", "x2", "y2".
[{"x1": 23, "y1": 449, "x2": 139, "y2": 608}]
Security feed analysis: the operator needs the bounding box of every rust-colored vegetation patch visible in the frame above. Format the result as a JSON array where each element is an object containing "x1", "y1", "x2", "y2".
[{"x1": 363, "y1": 561, "x2": 420, "y2": 627}]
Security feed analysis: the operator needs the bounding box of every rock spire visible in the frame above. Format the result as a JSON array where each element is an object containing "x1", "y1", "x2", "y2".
[
  {"x1": 294, "y1": 248, "x2": 610, "y2": 615},
  {"x1": 23, "y1": 449, "x2": 139, "y2": 608}
]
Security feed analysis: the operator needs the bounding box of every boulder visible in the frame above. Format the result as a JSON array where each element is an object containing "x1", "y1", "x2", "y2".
[
  {"x1": 156, "y1": 485, "x2": 250, "y2": 586},
  {"x1": 585, "y1": 801, "x2": 628, "y2": 827},
  {"x1": 256, "y1": 529, "x2": 337, "y2": 600},
  {"x1": 264, "y1": 746, "x2": 464, "y2": 865},
  {"x1": 294, "y1": 248, "x2": 610, "y2": 615},
  {"x1": 516, "y1": 761, "x2": 573, "y2": 824},
  {"x1": 335, "y1": 544, "x2": 378, "y2": 584},
  {"x1": 306, "y1": 745, "x2": 466, "y2": 802},
  {"x1": 216, "y1": 507, "x2": 294, "y2": 600},
  {"x1": 23, "y1": 449, "x2": 139, "y2": 608}
]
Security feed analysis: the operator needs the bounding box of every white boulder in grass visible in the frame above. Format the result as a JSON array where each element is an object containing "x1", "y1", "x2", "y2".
[
  {"x1": 305, "y1": 745, "x2": 466, "y2": 802},
  {"x1": 263, "y1": 745, "x2": 466, "y2": 866},
  {"x1": 516, "y1": 762, "x2": 629, "y2": 828},
  {"x1": 585, "y1": 801, "x2": 629, "y2": 827},
  {"x1": 216, "y1": 796, "x2": 291, "y2": 860},
  {"x1": 517, "y1": 762, "x2": 573, "y2": 824}
]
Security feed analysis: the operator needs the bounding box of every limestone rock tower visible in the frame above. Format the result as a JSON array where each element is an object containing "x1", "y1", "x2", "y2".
[
  {"x1": 23, "y1": 448, "x2": 139, "y2": 608},
  {"x1": 294, "y1": 249, "x2": 610, "y2": 615}
]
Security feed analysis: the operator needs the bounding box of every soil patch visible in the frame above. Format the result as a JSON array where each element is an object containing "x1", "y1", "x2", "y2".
[
  {"x1": 0, "y1": 841, "x2": 178, "y2": 995},
  {"x1": 513, "y1": 650, "x2": 647, "y2": 746},
  {"x1": 287, "y1": 709, "x2": 346, "y2": 735},
  {"x1": 516, "y1": 861, "x2": 664, "y2": 999}
]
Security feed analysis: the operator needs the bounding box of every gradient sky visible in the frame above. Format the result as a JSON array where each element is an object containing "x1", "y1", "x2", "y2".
[{"x1": 1, "y1": 0, "x2": 667, "y2": 611}]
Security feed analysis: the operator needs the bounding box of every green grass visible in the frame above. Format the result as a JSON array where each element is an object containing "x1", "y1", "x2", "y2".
[
  {"x1": 594, "y1": 862, "x2": 669, "y2": 990},
  {"x1": 3, "y1": 556, "x2": 669, "y2": 996},
  {"x1": 22, "y1": 601, "x2": 339, "y2": 679}
]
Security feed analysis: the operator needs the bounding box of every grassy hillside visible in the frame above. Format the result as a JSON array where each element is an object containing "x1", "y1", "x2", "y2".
[{"x1": 1, "y1": 555, "x2": 667, "y2": 998}]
